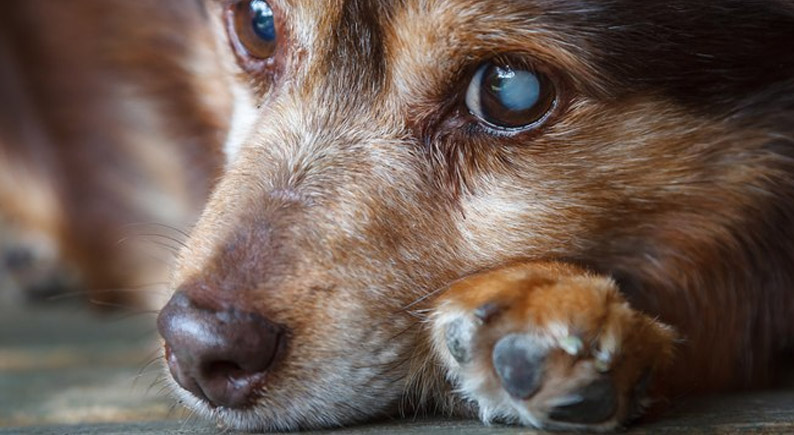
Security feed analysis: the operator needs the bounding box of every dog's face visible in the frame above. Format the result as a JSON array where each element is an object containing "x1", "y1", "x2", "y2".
[{"x1": 160, "y1": 0, "x2": 794, "y2": 430}]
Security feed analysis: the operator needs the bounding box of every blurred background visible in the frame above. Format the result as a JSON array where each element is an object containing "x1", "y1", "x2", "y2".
[{"x1": 0, "y1": 0, "x2": 230, "y2": 430}]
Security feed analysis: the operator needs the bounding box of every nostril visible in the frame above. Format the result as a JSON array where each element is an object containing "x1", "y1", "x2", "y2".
[
  {"x1": 164, "y1": 345, "x2": 211, "y2": 403},
  {"x1": 157, "y1": 291, "x2": 285, "y2": 409},
  {"x1": 201, "y1": 360, "x2": 267, "y2": 393},
  {"x1": 206, "y1": 361, "x2": 244, "y2": 377},
  {"x1": 203, "y1": 360, "x2": 251, "y2": 385}
]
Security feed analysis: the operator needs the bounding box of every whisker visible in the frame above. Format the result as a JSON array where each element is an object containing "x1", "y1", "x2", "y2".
[
  {"x1": 156, "y1": 383, "x2": 173, "y2": 398},
  {"x1": 180, "y1": 407, "x2": 199, "y2": 431},
  {"x1": 136, "y1": 250, "x2": 179, "y2": 268},
  {"x1": 122, "y1": 222, "x2": 192, "y2": 240},
  {"x1": 167, "y1": 400, "x2": 183, "y2": 419},
  {"x1": 87, "y1": 298, "x2": 160, "y2": 315},
  {"x1": 146, "y1": 375, "x2": 167, "y2": 397},
  {"x1": 394, "y1": 265, "x2": 510, "y2": 318},
  {"x1": 218, "y1": 422, "x2": 233, "y2": 435},
  {"x1": 388, "y1": 321, "x2": 420, "y2": 342},
  {"x1": 134, "y1": 351, "x2": 165, "y2": 389},
  {"x1": 46, "y1": 282, "x2": 169, "y2": 302},
  {"x1": 393, "y1": 284, "x2": 450, "y2": 316},
  {"x1": 141, "y1": 239, "x2": 181, "y2": 254},
  {"x1": 115, "y1": 235, "x2": 184, "y2": 254},
  {"x1": 131, "y1": 232, "x2": 188, "y2": 249}
]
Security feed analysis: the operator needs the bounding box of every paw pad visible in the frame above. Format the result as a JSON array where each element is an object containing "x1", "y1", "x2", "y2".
[
  {"x1": 548, "y1": 377, "x2": 617, "y2": 424},
  {"x1": 445, "y1": 317, "x2": 475, "y2": 364},
  {"x1": 492, "y1": 334, "x2": 547, "y2": 399}
]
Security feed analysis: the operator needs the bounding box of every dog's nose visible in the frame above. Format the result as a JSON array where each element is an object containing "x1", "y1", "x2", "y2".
[{"x1": 157, "y1": 291, "x2": 284, "y2": 409}]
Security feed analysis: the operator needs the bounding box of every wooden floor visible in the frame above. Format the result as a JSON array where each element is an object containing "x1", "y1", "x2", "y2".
[{"x1": 1, "y1": 296, "x2": 793, "y2": 434}]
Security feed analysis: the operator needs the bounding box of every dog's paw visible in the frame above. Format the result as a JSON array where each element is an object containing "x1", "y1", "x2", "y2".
[{"x1": 432, "y1": 262, "x2": 675, "y2": 431}]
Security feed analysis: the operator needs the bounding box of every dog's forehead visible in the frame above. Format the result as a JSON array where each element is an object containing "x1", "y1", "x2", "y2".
[
  {"x1": 276, "y1": 0, "x2": 595, "y2": 101},
  {"x1": 275, "y1": 0, "x2": 794, "y2": 110},
  {"x1": 286, "y1": 0, "x2": 561, "y2": 55}
]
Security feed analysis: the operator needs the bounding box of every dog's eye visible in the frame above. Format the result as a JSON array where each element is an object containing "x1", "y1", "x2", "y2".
[
  {"x1": 230, "y1": 0, "x2": 277, "y2": 60},
  {"x1": 465, "y1": 63, "x2": 555, "y2": 130}
]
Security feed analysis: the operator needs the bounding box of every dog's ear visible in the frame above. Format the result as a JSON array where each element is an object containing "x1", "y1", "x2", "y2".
[{"x1": 578, "y1": 0, "x2": 794, "y2": 108}]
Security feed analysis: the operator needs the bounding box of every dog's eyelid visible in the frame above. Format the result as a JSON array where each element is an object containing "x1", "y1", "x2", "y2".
[{"x1": 490, "y1": 54, "x2": 537, "y2": 71}]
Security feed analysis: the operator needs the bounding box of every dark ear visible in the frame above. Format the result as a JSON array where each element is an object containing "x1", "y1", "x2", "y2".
[{"x1": 565, "y1": 0, "x2": 794, "y2": 109}]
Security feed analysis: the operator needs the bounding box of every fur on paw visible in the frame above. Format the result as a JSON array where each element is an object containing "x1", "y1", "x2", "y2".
[{"x1": 432, "y1": 262, "x2": 675, "y2": 431}]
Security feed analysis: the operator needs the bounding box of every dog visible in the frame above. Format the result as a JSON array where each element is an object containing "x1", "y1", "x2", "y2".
[
  {"x1": 156, "y1": 0, "x2": 794, "y2": 430},
  {"x1": 3, "y1": 0, "x2": 794, "y2": 432}
]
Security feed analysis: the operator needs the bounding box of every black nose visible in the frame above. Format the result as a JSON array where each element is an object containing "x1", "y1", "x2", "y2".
[{"x1": 157, "y1": 291, "x2": 284, "y2": 409}]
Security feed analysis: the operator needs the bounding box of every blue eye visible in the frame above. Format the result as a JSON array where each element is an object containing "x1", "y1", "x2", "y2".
[
  {"x1": 231, "y1": 0, "x2": 277, "y2": 60},
  {"x1": 250, "y1": 0, "x2": 276, "y2": 42},
  {"x1": 465, "y1": 62, "x2": 555, "y2": 130}
]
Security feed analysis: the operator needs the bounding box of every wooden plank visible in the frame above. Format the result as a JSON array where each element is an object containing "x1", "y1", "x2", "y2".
[{"x1": 1, "y1": 300, "x2": 793, "y2": 433}]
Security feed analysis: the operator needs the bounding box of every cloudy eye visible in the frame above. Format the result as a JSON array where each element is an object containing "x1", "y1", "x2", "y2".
[
  {"x1": 229, "y1": 0, "x2": 277, "y2": 60},
  {"x1": 465, "y1": 62, "x2": 556, "y2": 130}
]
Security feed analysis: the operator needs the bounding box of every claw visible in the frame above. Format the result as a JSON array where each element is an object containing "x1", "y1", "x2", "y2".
[
  {"x1": 473, "y1": 302, "x2": 503, "y2": 323},
  {"x1": 559, "y1": 335, "x2": 584, "y2": 356},
  {"x1": 593, "y1": 348, "x2": 613, "y2": 373}
]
